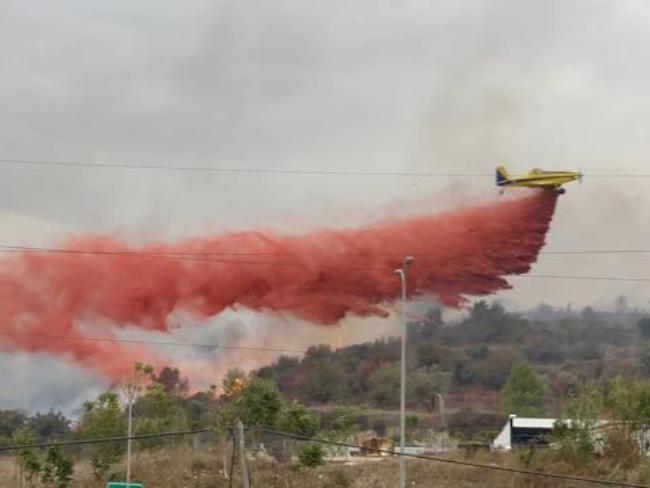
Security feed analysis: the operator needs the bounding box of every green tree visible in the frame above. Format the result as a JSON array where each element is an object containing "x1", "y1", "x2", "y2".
[
  {"x1": 409, "y1": 366, "x2": 452, "y2": 412},
  {"x1": 304, "y1": 362, "x2": 346, "y2": 403},
  {"x1": 135, "y1": 383, "x2": 185, "y2": 450},
  {"x1": 0, "y1": 410, "x2": 27, "y2": 444},
  {"x1": 231, "y1": 377, "x2": 284, "y2": 428},
  {"x1": 502, "y1": 364, "x2": 546, "y2": 416},
  {"x1": 606, "y1": 377, "x2": 650, "y2": 422},
  {"x1": 124, "y1": 362, "x2": 155, "y2": 404},
  {"x1": 279, "y1": 401, "x2": 319, "y2": 437},
  {"x1": 77, "y1": 391, "x2": 126, "y2": 479},
  {"x1": 367, "y1": 362, "x2": 400, "y2": 408},
  {"x1": 184, "y1": 397, "x2": 208, "y2": 430},
  {"x1": 550, "y1": 382, "x2": 605, "y2": 466},
  {"x1": 329, "y1": 407, "x2": 364, "y2": 438},
  {"x1": 41, "y1": 445, "x2": 74, "y2": 488},
  {"x1": 27, "y1": 411, "x2": 71, "y2": 441},
  {"x1": 13, "y1": 428, "x2": 41, "y2": 487}
]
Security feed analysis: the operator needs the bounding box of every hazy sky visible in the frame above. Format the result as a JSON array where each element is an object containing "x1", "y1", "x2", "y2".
[{"x1": 1, "y1": 0, "x2": 650, "y2": 411}]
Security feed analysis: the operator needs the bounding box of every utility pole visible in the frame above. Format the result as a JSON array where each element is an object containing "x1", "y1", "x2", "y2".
[
  {"x1": 394, "y1": 256, "x2": 414, "y2": 488},
  {"x1": 122, "y1": 362, "x2": 152, "y2": 486},
  {"x1": 236, "y1": 420, "x2": 250, "y2": 488},
  {"x1": 125, "y1": 385, "x2": 135, "y2": 485}
]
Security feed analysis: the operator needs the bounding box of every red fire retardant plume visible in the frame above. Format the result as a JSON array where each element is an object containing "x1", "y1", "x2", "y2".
[{"x1": 0, "y1": 191, "x2": 557, "y2": 379}]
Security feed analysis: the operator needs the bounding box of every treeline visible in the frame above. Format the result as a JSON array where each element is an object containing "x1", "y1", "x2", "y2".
[
  {"x1": 9, "y1": 363, "x2": 650, "y2": 486},
  {"x1": 3, "y1": 364, "x2": 334, "y2": 486},
  {"x1": 3, "y1": 366, "x2": 215, "y2": 485},
  {"x1": 256, "y1": 301, "x2": 649, "y2": 408}
]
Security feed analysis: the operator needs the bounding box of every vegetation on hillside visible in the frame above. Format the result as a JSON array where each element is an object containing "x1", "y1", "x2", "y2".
[
  {"x1": 1, "y1": 300, "x2": 649, "y2": 486},
  {"x1": 256, "y1": 301, "x2": 646, "y2": 413}
]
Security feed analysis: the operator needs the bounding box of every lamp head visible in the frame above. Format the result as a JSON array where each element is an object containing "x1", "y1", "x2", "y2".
[{"x1": 404, "y1": 256, "x2": 414, "y2": 267}]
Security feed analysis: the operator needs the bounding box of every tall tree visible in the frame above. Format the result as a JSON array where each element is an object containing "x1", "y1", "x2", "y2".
[
  {"x1": 502, "y1": 364, "x2": 546, "y2": 416},
  {"x1": 0, "y1": 410, "x2": 26, "y2": 444},
  {"x1": 13, "y1": 428, "x2": 40, "y2": 487},
  {"x1": 41, "y1": 445, "x2": 74, "y2": 488},
  {"x1": 77, "y1": 391, "x2": 126, "y2": 479},
  {"x1": 228, "y1": 377, "x2": 284, "y2": 428},
  {"x1": 279, "y1": 401, "x2": 319, "y2": 437},
  {"x1": 409, "y1": 366, "x2": 452, "y2": 412},
  {"x1": 152, "y1": 366, "x2": 189, "y2": 397},
  {"x1": 368, "y1": 362, "x2": 400, "y2": 408},
  {"x1": 135, "y1": 383, "x2": 184, "y2": 450},
  {"x1": 27, "y1": 411, "x2": 71, "y2": 441}
]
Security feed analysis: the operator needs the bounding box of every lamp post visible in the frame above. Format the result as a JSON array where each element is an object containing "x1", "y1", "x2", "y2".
[{"x1": 394, "y1": 256, "x2": 413, "y2": 488}]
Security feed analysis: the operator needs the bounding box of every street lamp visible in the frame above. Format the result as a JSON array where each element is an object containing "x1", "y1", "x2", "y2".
[{"x1": 394, "y1": 256, "x2": 414, "y2": 488}]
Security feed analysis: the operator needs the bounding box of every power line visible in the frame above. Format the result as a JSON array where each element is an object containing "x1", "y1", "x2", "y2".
[
  {"x1": 2, "y1": 157, "x2": 650, "y2": 178},
  {"x1": 253, "y1": 427, "x2": 645, "y2": 487},
  {"x1": 522, "y1": 274, "x2": 650, "y2": 283},
  {"x1": 0, "y1": 158, "x2": 491, "y2": 177},
  {"x1": 0, "y1": 428, "x2": 212, "y2": 452},
  {"x1": 2, "y1": 244, "x2": 650, "y2": 259},
  {"x1": 0, "y1": 332, "x2": 307, "y2": 354},
  {"x1": 0, "y1": 244, "x2": 649, "y2": 282},
  {"x1": 586, "y1": 174, "x2": 650, "y2": 178},
  {"x1": 0, "y1": 245, "x2": 380, "y2": 271},
  {"x1": 541, "y1": 250, "x2": 650, "y2": 255}
]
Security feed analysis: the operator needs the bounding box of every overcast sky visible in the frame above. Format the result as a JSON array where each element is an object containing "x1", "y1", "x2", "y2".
[{"x1": 1, "y1": 0, "x2": 650, "y2": 411}]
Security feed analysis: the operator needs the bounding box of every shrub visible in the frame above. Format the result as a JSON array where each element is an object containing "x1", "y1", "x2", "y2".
[
  {"x1": 298, "y1": 442, "x2": 325, "y2": 467},
  {"x1": 41, "y1": 445, "x2": 74, "y2": 488}
]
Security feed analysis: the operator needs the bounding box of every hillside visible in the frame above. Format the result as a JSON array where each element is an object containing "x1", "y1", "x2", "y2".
[{"x1": 254, "y1": 301, "x2": 647, "y2": 432}]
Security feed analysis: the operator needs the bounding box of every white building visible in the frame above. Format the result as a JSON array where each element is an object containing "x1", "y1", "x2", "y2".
[
  {"x1": 492, "y1": 415, "x2": 558, "y2": 451},
  {"x1": 492, "y1": 415, "x2": 613, "y2": 451}
]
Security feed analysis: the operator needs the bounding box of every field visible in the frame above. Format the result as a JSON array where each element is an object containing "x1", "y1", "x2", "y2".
[{"x1": 1, "y1": 444, "x2": 648, "y2": 488}]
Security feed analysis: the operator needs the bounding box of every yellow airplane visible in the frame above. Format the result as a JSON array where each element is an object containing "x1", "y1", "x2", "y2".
[{"x1": 496, "y1": 166, "x2": 582, "y2": 194}]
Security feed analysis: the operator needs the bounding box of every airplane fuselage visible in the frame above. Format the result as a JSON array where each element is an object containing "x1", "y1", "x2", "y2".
[{"x1": 496, "y1": 167, "x2": 581, "y2": 193}]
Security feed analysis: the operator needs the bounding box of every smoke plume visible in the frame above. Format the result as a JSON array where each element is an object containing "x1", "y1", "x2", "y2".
[{"x1": 0, "y1": 190, "x2": 557, "y2": 379}]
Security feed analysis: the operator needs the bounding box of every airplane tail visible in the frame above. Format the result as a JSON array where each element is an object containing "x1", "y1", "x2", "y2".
[{"x1": 496, "y1": 166, "x2": 510, "y2": 186}]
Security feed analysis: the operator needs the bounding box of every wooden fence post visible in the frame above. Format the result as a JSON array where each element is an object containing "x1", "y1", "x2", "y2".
[{"x1": 236, "y1": 420, "x2": 250, "y2": 488}]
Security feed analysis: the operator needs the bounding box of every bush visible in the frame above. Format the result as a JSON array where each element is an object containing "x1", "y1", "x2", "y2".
[
  {"x1": 41, "y1": 445, "x2": 74, "y2": 488},
  {"x1": 298, "y1": 442, "x2": 325, "y2": 467}
]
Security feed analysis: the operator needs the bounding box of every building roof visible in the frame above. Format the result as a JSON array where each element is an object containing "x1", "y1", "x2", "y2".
[{"x1": 511, "y1": 417, "x2": 557, "y2": 429}]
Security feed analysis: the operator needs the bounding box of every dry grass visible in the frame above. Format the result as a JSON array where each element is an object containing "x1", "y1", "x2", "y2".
[{"x1": 0, "y1": 446, "x2": 647, "y2": 488}]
